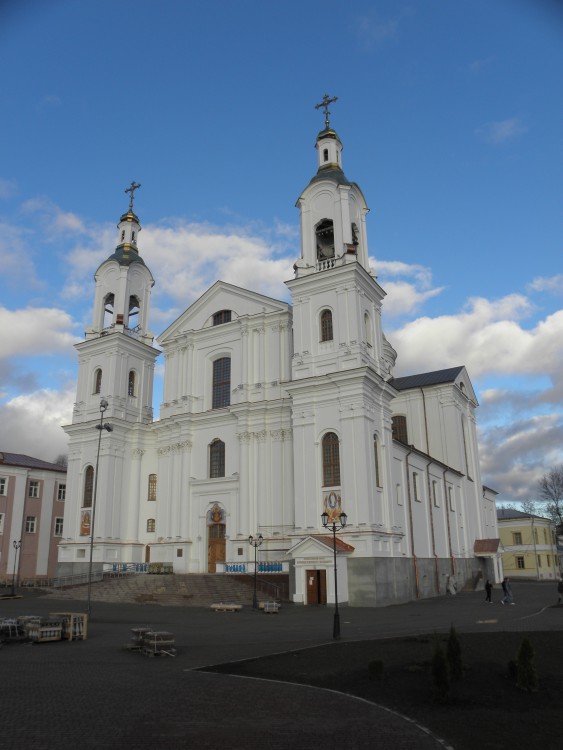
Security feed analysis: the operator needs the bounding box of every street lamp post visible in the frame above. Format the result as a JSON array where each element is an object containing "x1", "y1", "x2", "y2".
[
  {"x1": 11, "y1": 540, "x2": 21, "y2": 597},
  {"x1": 87, "y1": 398, "x2": 112, "y2": 617},
  {"x1": 248, "y1": 533, "x2": 263, "y2": 609},
  {"x1": 321, "y1": 509, "x2": 348, "y2": 640}
]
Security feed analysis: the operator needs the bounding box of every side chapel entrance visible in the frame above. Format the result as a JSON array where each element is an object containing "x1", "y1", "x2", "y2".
[
  {"x1": 306, "y1": 569, "x2": 327, "y2": 605},
  {"x1": 207, "y1": 503, "x2": 226, "y2": 573}
]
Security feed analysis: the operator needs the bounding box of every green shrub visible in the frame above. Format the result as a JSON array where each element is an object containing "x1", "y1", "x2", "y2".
[
  {"x1": 446, "y1": 624, "x2": 463, "y2": 680},
  {"x1": 368, "y1": 659, "x2": 384, "y2": 680},
  {"x1": 516, "y1": 637, "x2": 538, "y2": 692},
  {"x1": 431, "y1": 638, "x2": 450, "y2": 703}
]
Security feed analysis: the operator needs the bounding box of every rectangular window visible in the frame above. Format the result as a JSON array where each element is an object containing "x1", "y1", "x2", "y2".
[
  {"x1": 28, "y1": 480, "x2": 39, "y2": 498},
  {"x1": 57, "y1": 483, "x2": 66, "y2": 501},
  {"x1": 396, "y1": 483, "x2": 403, "y2": 506},
  {"x1": 513, "y1": 532, "x2": 522, "y2": 545},
  {"x1": 25, "y1": 516, "x2": 37, "y2": 533},
  {"x1": 413, "y1": 472, "x2": 420, "y2": 501},
  {"x1": 547, "y1": 555, "x2": 551, "y2": 567},
  {"x1": 373, "y1": 437, "x2": 382, "y2": 488},
  {"x1": 212, "y1": 357, "x2": 231, "y2": 409},
  {"x1": 54, "y1": 517, "x2": 64, "y2": 536},
  {"x1": 0, "y1": 477, "x2": 6, "y2": 495},
  {"x1": 537, "y1": 554, "x2": 541, "y2": 568},
  {"x1": 543, "y1": 529, "x2": 548, "y2": 544},
  {"x1": 176, "y1": 548, "x2": 183, "y2": 558},
  {"x1": 448, "y1": 486, "x2": 455, "y2": 511},
  {"x1": 516, "y1": 556, "x2": 525, "y2": 569},
  {"x1": 148, "y1": 474, "x2": 157, "y2": 501},
  {"x1": 147, "y1": 518, "x2": 156, "y2": 533},
  {"x1": 432, "y1": 480, "x2": 439, "y2": 507},
  {"x1": 0, "y1": 512, "x2": 4, "y2": 533}
]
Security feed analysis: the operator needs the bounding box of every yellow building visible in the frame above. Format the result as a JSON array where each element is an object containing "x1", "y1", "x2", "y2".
[{"x1": 497, "y1": 508, "x2": 558, "y2": 580}]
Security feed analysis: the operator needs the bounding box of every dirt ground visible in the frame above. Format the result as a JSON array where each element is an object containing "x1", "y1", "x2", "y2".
[{"x1": 205, "y1": 627, "x2": 563, "y2": 750}]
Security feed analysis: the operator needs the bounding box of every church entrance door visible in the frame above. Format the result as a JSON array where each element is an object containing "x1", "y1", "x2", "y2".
[
  {"x1": 208, "y1": 524, "x2": 226, "y2": 573},
  {"x1": 306, "y1": 569, "x2": 327, "y2": 605},
  {"x1": 145, "y1": 545, "x2": 151, "y2": 563}
]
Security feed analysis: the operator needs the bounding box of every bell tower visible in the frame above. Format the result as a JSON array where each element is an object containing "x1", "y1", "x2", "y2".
[{"x1": 73, "y1": 182, "x2": 159, "y2": 424}]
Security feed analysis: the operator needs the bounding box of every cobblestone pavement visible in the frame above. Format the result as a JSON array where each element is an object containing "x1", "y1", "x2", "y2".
[{"x1": 0, "y1": 581, "x2": 559, "y2": 749}]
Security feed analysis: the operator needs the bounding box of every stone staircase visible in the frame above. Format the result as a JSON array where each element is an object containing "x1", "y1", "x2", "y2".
[{"x1": 42, "y1": 573, "x2": 276, "y2": 607}]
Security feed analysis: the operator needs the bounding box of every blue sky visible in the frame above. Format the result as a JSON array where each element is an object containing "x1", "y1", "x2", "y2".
[{"x1": 1, "y1": 0, "x2": 562, "y2": 504}]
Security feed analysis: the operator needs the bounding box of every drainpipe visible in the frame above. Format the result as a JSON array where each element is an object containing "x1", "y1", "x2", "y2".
[
  {"x1": 425, "y1": 461, "x2": 441, "y2": 594},
  {"x1": 531, "y1": 515, "x2": 539, "y2": 580},
  {"x1": 442, "y1": 468, "x2": 456, "y2": 575},
  {"x1": 405, "y1": 448, "x2": 419, "y2": 598},
  {"x1": 420, "y1": 388, "x2": 440, "y2": 591}
]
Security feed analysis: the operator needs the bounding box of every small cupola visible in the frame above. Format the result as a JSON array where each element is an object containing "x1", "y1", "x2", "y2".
[
  {"x1": 314, "y1": 94, "x2": 343, "y2": 172},
  {"x1": 115, "y1": 181, "x2": 142, "y2": 262}
]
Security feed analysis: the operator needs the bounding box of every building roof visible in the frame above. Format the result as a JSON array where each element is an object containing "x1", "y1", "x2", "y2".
[
  {"x1": 308, "y1": 535, "x2": 355, "y2": 553},
  {"x1": 0, "y1": 452, "x2": 67, "y2": 472},
  {"x1": 474, "y1": 538, "x2": 500, "y2": 556},
  {"x1": 389, "y1": 366, "x2": 465, "y2": 391},
  {"x1": 497, "y1": 508, "x2": 551, "y2": 522}
]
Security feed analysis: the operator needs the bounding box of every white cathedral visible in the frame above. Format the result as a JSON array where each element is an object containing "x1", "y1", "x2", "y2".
[{"x1": 59, "y1": 104, "x2": 501, "y2": 607}]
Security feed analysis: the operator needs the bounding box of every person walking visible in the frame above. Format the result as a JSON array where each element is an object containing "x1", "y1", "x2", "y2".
[
  {"x1": 501, "y1": 577, "x2": 514, "y2": 605},
  {"x1": 557, "y1": 579, "x2": 563, "y2": 604},
  {"x1": 485, "y1": 579, "x2": 493, "y2": 603}
]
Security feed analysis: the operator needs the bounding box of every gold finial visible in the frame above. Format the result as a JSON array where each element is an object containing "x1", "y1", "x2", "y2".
[
  {"x1": 124, "y1": 181, "x2": 141, "y2": 211},
  {"x1": 315, "y1": 94, "x2": 338, "y2": 128}
]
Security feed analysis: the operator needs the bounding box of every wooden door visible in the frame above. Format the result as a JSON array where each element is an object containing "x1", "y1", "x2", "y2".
[
  {"x1": 306, "y1": 569, "x2": 327, "y2": 605},
  {"x1": 145, "y1": 545, "x2": 150, "y2": 563},
  {"x1": 208, "y1": 524, "x2": 226, "y2": 573}
]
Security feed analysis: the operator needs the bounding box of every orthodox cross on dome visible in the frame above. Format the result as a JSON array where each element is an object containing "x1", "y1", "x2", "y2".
[
  {"x1": 124, "y1": 180, "x2": 141, "y2": 211},
  {"x1": 315, "y1": 94, "x2": 338, "y2": 128}
]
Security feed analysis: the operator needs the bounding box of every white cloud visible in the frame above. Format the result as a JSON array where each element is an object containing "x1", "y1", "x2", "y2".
[
  {"x1": 0, "y1": 386, "x2": 73, "y2": 462},
  {"x1": 354, "y1": 8, "x2": 412, "y2": 48},
  {"x1": 375, "y1": 259, "x2": 444, "y2": 316},
  {"x1": 528, "y1": 274, "x2": 563, "y2": 295},
  {"x1": 386, "y1": 294, "x2": 563, "y2": 377},
  {"x1": 475, "y1": 117, "x2": 527, "y2": 145},
  {"x1": 21, "y1": 197, "x2": 86, "y2": 238},
  {"x1": 0, "y1": 307, "x2": 79, "y2": 358},
  {"x1": 0, "y1": 221, "x2": 40, "y2": 286}
]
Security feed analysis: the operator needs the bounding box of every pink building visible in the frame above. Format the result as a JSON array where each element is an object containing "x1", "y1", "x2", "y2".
[{"x1": 0, "y1": 453, "x2": 67, "y2": 584}]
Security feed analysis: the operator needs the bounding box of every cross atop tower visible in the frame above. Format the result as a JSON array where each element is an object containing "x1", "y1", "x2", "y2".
[
  {"x1": 125, "y1": 181, "x2": 141, "y2": 212},
  {"x1": 315, "y1": 94, "x2": 338, "y2": 128}
]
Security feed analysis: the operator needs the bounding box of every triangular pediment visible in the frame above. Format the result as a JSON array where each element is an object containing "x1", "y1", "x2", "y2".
[
  {"x1": 287, "y1": 534, "x2": 354, "y2": 559},
  {"x1": 157, "y1": 281, "x2": 290, "y2": 344}
]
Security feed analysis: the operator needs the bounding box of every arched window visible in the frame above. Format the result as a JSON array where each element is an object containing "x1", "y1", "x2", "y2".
[
  {"x1": 392, "y1": 415, "x2": 408, "y2": 445},
  {"x1": 103, "y1": 293, "x2": 114, "y2": 328},
  {"x1": 148, "y1": 474, "x2": 157, "y2": 501},
  {"x1": 320, "y1": 310, "x2": 333, "y2": 342},
  {"x1": 94, "y1": 369, "x2": 102, "y2": 395},
  {"x1": 212, "y1": 357, "x2": 231, "y2": 409},
  {"x1": 83, "y1": 466, "x2": 94, "y2": 508},
  {"x1": 213, "y1": 310, "x2": 232, "y2": 326},
  {"x1": 316, "y1": 219, "x2": 335, "y2": 260},
  {"x1": 128, "y1": 295, "x2": 140, "y2": 323},
  {"x1": 128, "y1": 370, "x2": 136, "y2": 397},
  {"x1": 322, "y1": 432, "x2": 340, "y2": 487},
  {"x1": 323, "y1": 148, "x2": 329, "y2": 162},
  {"x1": 209, "y1": 439, "x2": 225, "y2": 478},
  {"x1": 364, "y1": 312, "x2": 373, "y2": 348},
  {"x1": 373, "y1": 434, "x2": 382, "y2": 488},
  {"x1": 147, "y1": 518, "x2": 156, "y2": 533}
]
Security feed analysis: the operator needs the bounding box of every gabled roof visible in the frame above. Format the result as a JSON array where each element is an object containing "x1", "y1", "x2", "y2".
[
  {"x1": 390, "y1": 366, "x2": 465, "y2": 391},
  {"x1": 474, "y1": 538, "x2": 500, "y2": 556},
  {"x1": 287, "y1": 534, "x2": 355, "y2": 557},
  {"x1": 157, "y1": 280, "x2": 290, "y2": 344},
  {"x1": 497, "y1": 508, "x2": 552, "y2": 522},
  {"x1": 0, "y1": 452, "x2": 67, "y2": 472}
]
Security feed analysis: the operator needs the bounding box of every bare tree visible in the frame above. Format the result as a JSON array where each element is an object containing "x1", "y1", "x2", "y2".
[
  {"x1": 54, "y1": 453, "x2": 68, "y2": 468},
  {"x1": 520, "y1": 499, "x2": 542, "y2": 517},
  {"x1": 538, "y1": 466, "x2": 563, "y2": 529}
]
